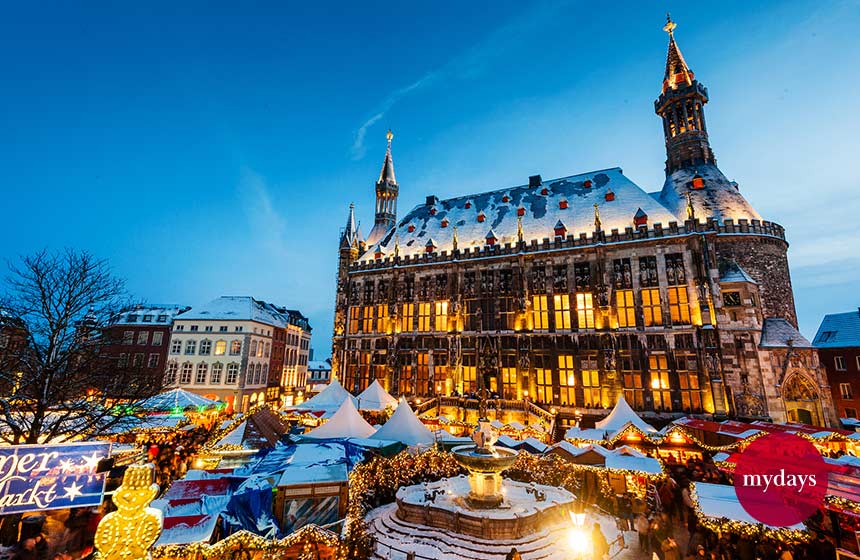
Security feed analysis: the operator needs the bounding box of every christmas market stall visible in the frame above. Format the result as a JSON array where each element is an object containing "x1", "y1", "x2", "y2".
[
  {"x1": 194, "y1": 407, "x2": 290, "y2": 469},
  {"x1": 282, "y1": 378, "x2": 356, "y2": 418},
  {"x1": 369, "y1": 398, "x2": 435, "y2": 448},
  {"x1": 565, "y1": 395, "x2": 661, "y2": 452},
  {"x1": 355, "y1": 379, "x2": 398, "y2": 412}
]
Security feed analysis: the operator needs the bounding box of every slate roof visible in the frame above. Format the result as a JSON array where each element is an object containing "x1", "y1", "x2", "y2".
[
  {"x1": 658, "y1": 164, "x2": 761, "y2": 224},
  {"x1": 760, "y1": 318, "x2": 813, "y2": 349},
  {"x1": 718, "y1": 259, "x2": 757, "y2": 284},
  {"x1": 359, "y1": 167, "x2": 683, "y2": 261},
  {"x1": 813, "y1": 310, "x2": 860, "y2": 349},
  {"x1": 178, "y1": 296, "x2": 293, "y2": 328}
]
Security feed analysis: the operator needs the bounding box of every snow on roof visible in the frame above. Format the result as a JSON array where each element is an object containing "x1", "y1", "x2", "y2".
[
  {"x1": 519, "y1": 437, "x2": 548, "y2": 454},
  {"x1": 359, "y1": 168, "x2": 681, "y2": 261},
  {"x1": 215, "y1": 421, "x2": 247, "y2": 448},
  {"x1": 595, "y1": 395, "x2": 658, "y2": 434},
  {"x1": 550, "y1": 440, "x2": 611, "y2": 459},
  {"x1": 760, "y1": 318, "x2": 813, "y2": 348},
  {"x1": 138, "y1": 388, "x2": 217, "y2": 412},
  {"x1": 156, "y1": 514, "x2": 219, "y2": 546},
  {"x1": 693, "y1": 482, "x2": 805, "y2": 531},
  {"x1": 288, "y1": 378, "x2": 357, "y2": 412},
  {"x1": 304, "y1": 398, "x2": 376, "y2": 439},
  {"x1": 495, "y1": 435, "x2": 519, "y2": 449},
  {"x1": 178, "y1": 296, "x2": 292, "y2": 328},
  {"x1": 112, "y1": 304, "x2": 190, "y2": 325},
  {"x1": 718, "y1": 259, "x2": 757, "y2": 284},
  {"x1": 814, "y1": 310, "x2": 860, "y2": 349},
  {"x1": 152, "y1": 495, "x2": 231, "y2": 518},
  {"x1": 163, "y1": 478, "x2": 233, "y2": 501},
  {"x1": 356, "y1": 379, "x2": 398, "y2": 411},
  {"x1": 308, "y1": 360, "x2": 332, "y2": 371},
  {"x1": 564, "y1": 427, "x2": 608, "y2": 442},
  {"x1": 278, "y1": 463, "x2": 348, "y2": 486},
  {"x1": 605, "y1": 447, "x2": 662, "y2": 475},
  {"x1": 370, "y1": 398, "x2": 435, "y2": 446},
  {"x1": 658, "y1": 164, "x2": 761, "y2": 224}
]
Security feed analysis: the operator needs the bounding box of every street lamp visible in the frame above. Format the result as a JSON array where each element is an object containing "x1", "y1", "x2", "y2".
[{"x1": 567, "y1": 508, "x2": 589, "y2": 559}]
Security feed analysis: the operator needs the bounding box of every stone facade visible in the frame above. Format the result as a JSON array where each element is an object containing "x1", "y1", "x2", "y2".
[{"x1": 331, "y1": 19, "x2": 837, "y2": 427}]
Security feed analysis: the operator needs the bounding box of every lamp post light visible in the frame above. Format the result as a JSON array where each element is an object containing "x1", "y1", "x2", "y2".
[{"x1": 567, "y1": 506, "x2": 589, "y2": 559}]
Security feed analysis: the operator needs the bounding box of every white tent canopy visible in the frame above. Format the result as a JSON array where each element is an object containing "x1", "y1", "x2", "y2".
[
  {"x1": 138, "y1": 388, "x2": 217, "y2": 412},
  {"x1": 356, "y1": 379, "x2": 398, "y2": 411},
  {"x1": 289, "y1": 378, "x2": 356, "y2": 412},
  {"x1": 304, "y1": 398, "x2": 376, "y2": 439},
  {"x1": 595, "y1": 395, "x2": 657, "y2": 434},
  {"x1": 693, "y1": 482, "x2": 806, "y2": 532},
  {"x1": 371, "y1": 398, "x2": 435, "y2": 446}
]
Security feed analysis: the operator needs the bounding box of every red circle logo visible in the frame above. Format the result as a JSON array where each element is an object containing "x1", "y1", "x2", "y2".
[{"x1": 734, "y1": 433, "x2": 829, "y2": 527}]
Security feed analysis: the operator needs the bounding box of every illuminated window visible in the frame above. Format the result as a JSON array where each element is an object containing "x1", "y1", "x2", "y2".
[
  {"x1": 649, "y1": 354, "x2": 671, "y2": 410},
  {"x1": 163, "y1": 361, "x2": 178, "y2": 386},
  {"x1": 642, "y1": 288, "x2": 663, "y2": 326},
  {"x1": 840, "y1": 383, "x2": 853, "y2": 399},
  {"x1": 677, "y1": 354, "x2": 701, "y2": 412},
  {"x1": 576, "y1": 293, "x2": 594, "y2": 329},
  {"x1": 229, "y1": 340, "x2": 242, "y2": 355},
  {"x1": 621, "y1": 355, "x2": 644, "y2": 409},
  {"x1": 226, "y1": 363, "x2": 239, "y2": 384},
  {"x1": 558, "y1": 354, "x2": 576, "y2": 405},
  {"x1": 359, "y1": 352, "x2": 372, "y2": 392},
  {"x1": 418, "y1": 303, "x2": 432, "y2": 332},
  {"x1": 416, "y1": 352, "x2": 430, "y2": 395},
  {"x1": 534, "y1": 355, "x2": 553, "y2": 404},
  {"x1": 211, "y1": 363, "x2": 223, "y2": 384},
  {"x1": 348, "y1": 307, "x2": 360, "y2": 333},
  {"x1": 400, "y1": 303, "x2": 414, "y2": 332},
  {"x1": 532, "y1": 295, "x2": 549, "y2": 330},
  {"x1": 668, "y1": 287, "x2": 691, "y2": 325},
  {"x1": 435, "y1": 301, "x2": 449, "y2": 332},
  {"x1": 501, "y1": 354, "x2": 518, "y2": 399},
  {"x1": 376, "y1": 304, "x2": 389, "y2": 333},
  {"x1": 553, "y1": 294, "x2": 571, "y2": 330},
  {"x1": 214, "y1": 340, "x2": 226, "y2": 356},
  {"x1": 362, "y1": 306, "x2": 374, "y2": 333},
  {"x1": 582, "y1": 359, "x2": 601, "y2": 407},
  {"x1": 195, "y1": 363, "x2": 208, "y2": 384},
  {"x1": 462, "y1": 364, "x2": 477, "y2": 395},
  {"x1": 616, "y1": 290, "x2": 635, "y2": 328},
  {"x1": 180, "y1": 362, "x2": 193, "y2": 384}
]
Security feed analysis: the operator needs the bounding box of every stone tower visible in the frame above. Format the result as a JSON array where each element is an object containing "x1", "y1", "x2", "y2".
[
  {"x1": 366, "y1": 130, "x2": 398, "y2": 247},
  {"x1": 332, "y1": 203, "x2": 360, "y2": 380}
]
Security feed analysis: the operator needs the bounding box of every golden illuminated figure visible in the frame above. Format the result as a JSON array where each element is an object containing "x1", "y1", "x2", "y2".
[{"x1": 95, "y1": 464, "x2": 162, "y2": 560}]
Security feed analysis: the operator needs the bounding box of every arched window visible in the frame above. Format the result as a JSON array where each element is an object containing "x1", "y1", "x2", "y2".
[
  {"x1": 250, "y1": 340, "x2": 258, "y2": 356},
  {"x1": 211, "y1": 363, "x2": 223, "y2": 384},
  {"x1": 179, "y1": 362, "x2": 193, "y2": 384},
  {"x1": 184, "y1": 340, "x2": 197, "y2": 355},
  {"x1": 214, "y1": 340, "x2": 227, "y2": 356},
  {"x1": 264, "y1": 342, "x2": 271, "y2": 358},
  {"x1": 199, "y1": 339, "x2": 212, "y2": 356},
  {"x1": 195, "y1": 362, "x2": 208, "y2": 384},
  {"x1": 230, "y1": 340, "x2": 242, "y2": 355},
  {"x1": 164, "y1": 361, "x2": 178, "y2": 386},
  {"x1": 226, "y1": 363, "x2": 240, "y2": 384}
]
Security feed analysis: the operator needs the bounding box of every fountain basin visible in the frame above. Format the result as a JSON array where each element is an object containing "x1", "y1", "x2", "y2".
[{"x1": 451, "y1": 444, "x2": 519, "y2": 508}]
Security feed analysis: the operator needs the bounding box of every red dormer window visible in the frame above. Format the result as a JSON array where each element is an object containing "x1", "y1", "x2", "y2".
[
  {"x1": 465, "y1": 201, "x2": 472, "y2": 209},
  {"x1": 440, "y1": 219, "x2": 449, "y2": 228},
  {"x1": 559, "y1": 199, "x2": 568, "y2": 210},
  {"x1": 502, "y1": 195, "x2": 510, "y2": 203},
  {"x1": 407, "y1": 224, "x2": 415, "y2": 233},
  {"x1": 486, "y1": 234, "x2": 497, "y2": 246},
  {"x1": 691, "y1": 175, "x2": 705, "y2": 190},
  {"x1": 605, "y1": 189, "x2": 615, "y2": 202},
  {"x1": 633, "y1": 209, "x2": 648, "y2": 227},
  {"x1": 554, "y1": 221, "x2": 567, "y2": 238},
  {"x1": 477, "y1": 212, "x2": 486, "y2": 223},
  {"x1": 374, "y1": 251, "x2": 383, "y2": 260},
  {"x1": 583, "y1": 179, "x2": 593, "y2": 188},
  {"x1": 425, "y1": 242, "x2": 436, "y2": 253},
  {"x1": 517, "y1": 206, "x2": 525, "y2": 217},
  {"x1": 540, "y1": 187, "x2": 549, "y2": 196},
  {"x1": 429, "y1": 207, "x2": 437, "y2": 216}
]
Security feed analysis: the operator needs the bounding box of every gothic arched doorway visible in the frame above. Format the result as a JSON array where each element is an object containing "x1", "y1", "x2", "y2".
[{"x1": 782, "y1": 373, "x2": 823, "y2": 426}]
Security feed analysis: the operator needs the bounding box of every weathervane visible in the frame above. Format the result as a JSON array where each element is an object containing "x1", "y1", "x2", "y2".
[{"x1": 663, "y1": 13, "x2": 677, "y2": 35}]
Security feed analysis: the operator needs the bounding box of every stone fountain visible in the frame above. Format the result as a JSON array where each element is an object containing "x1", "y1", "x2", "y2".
[{"x1": 451, "y1": 420, "x2": 519, "y2": 508}]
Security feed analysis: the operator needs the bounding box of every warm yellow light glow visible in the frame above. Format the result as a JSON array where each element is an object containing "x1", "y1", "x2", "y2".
[
  {"x1": 669, "y1": 432, "x2": 687, "y2": 444},
  {"x1": 567, "y1": 527, "x2": 590, "y2": 557}
]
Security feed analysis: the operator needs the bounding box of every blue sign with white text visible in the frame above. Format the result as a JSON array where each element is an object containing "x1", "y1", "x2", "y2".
[{"x1": 0, "y1": 441, "x2": 112, "y2": 514}]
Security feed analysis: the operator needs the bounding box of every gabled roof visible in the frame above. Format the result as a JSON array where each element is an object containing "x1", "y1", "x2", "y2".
[
  {"x1": 370, "y1": 398, "x2": 435, "y2": 446},
  {"x1": 760, "y1": 318, "x2": 813, "y2": 349},
  {"x1": 719, "y1": 259, "x2": 757, "y2": 284},
  {"x1": 356, "y1": 379, "x2": 398, "y2": 411},
  {"x1": 814, "y1": 310, "x2": 860, "y2": 348},
  {"x1": 304, "y1": 398, "x2": 376, "y2": 440},
  {"x1": 178, "y1": 296, "x2": 292, "y2": 328},
  {"x1": 211, "y1": 408, "x2": 289, "y2": 451}
]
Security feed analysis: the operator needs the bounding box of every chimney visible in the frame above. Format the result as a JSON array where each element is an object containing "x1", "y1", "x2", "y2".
[
  {"x1": 529, "y1": 175, "x2": 542, "y2": 188},
  {"x1": 425, "y1": 195, "x2": 439, "y2": 206}
]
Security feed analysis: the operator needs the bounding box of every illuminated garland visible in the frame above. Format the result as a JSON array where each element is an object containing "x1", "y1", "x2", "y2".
[
  {"x1": 566, "y1": 423, "x2": 770, "y2": 454},
  {"x1": 201, "y1": 403, "x2": 274, "y2": 452},
  {"x1": 824, "y1": 495, "x2": 860, "y2": 515},
  {"x1": 688, "y1": 484, "x2": 811, "y2": 542},
  {"x1": 151, "y1": 525, "x2": 340, "y2": 559}
]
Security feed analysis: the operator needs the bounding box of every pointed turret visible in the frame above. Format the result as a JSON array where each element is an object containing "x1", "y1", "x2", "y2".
[
  {"x1": 655, "y1": 15, "x2": 761, "y2": 223},
  {"x1": 339, "y1": 203, "x2": 358, "y2": 249},
  {"x1": 366, "y1": 130, "x2": 400, "y2": 246}
]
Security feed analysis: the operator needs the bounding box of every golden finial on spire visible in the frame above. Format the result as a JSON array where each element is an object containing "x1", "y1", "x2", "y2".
[
  {"x1": 593, "y1": 203, "x2": 602, "y2": 231},
  {"x1": 686, "y1": 192, "x2": 696, "y2": 220},
  {"x1": 452, "y1": 226, "x2": 458, "y2": 251},
  {"x1": 517, "y1": 215, "x2": 524, "y2": 243},
  {"x1": 386, "y1": 129, "x2": 394, "y2": 145},
  {"x1": 663, "y1": 13, "x2": 677, "y2": 34}
]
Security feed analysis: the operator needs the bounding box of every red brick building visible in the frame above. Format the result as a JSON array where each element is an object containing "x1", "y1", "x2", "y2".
[
  {"x1": 814, "y1": 309, "x2": 860, "y2": 422},
  {"x1": 102, "y1": 304, "x2": 190, "y2": 386}
]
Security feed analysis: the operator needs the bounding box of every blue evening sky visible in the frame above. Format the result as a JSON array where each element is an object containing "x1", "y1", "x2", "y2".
[{"x1": 2, "y1": 1, "x2": 859, "y2": 356}]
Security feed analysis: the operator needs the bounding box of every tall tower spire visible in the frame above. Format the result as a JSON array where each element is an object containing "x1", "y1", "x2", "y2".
[
  {"x1": 366, "y1": 130, "x2": 399, "y2": 246},
  {"x1": 655, "y1": 15, "x2": 715, "y2": 175}
]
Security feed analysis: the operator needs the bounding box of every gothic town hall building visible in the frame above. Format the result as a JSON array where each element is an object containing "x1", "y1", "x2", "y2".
[{"x1": 332, "y1": 19, "x2": 837, "y2": 427}]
